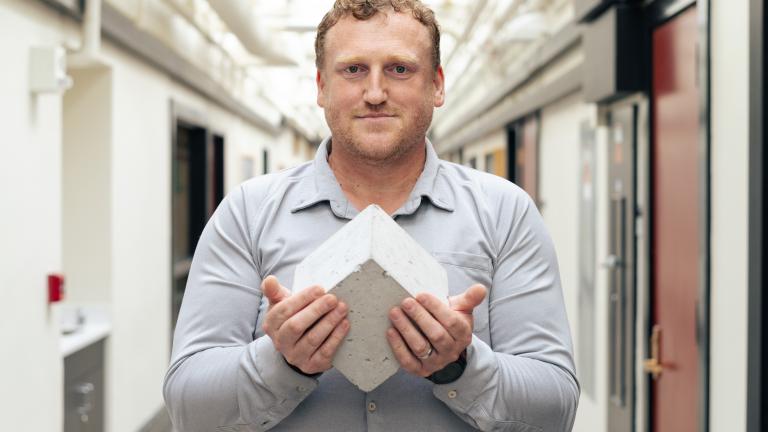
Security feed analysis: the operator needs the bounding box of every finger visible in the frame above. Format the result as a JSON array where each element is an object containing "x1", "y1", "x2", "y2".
[
  {"x1": 262, "y1": 275, "x2": 291, "y2": 306},
  {"x1": 448, "y1": 284, "x2": 487, "y2": 313},
  {"x1": 389, "y1": 303, "x2": 445, "y2": 356},
  {"x1": 295, "y1": 302, "x2": 348, "y2": 357},
  {"x1": 386, "y1": 327, "x2": 425, "y2": 376},
  {"x1": 278, "y1": 294, "x2": 339, "y2": 348},
  {"x1": 415, "y1": 293, "x2": 468, "y2": 340},
  {"x1": 307, "y1": 319, "x2": 351, "y2": 373},
  {"x1": 401, "y1": 298, "x2": 456, "y2": 352},
  {"x1": 263, "y1": 285, "x2": 325, "y2": 335}
]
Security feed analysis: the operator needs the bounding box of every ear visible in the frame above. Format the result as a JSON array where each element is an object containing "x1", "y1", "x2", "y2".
[
  {"x1": 433, "y1": 66, "x2": 445, "y2": 108},
  {"x1": 316, "y1": 69, "x2": 326, "y2": 108}
]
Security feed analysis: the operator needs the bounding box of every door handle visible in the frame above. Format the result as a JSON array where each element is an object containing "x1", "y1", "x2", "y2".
[
  {"x1": 642, "y1": 325, "x2": 664, "y2": 380},
  {"x1": 74, "y1": 382, "x2": 94, "y2": 423},
  {"x1": 602, "y1": 254, "x2": 623, "y2": 269}
]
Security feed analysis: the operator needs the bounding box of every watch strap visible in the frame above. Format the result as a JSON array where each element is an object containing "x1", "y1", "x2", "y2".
[{"x1": 427, "y1": 351, "x2": 467, "y2": 385}]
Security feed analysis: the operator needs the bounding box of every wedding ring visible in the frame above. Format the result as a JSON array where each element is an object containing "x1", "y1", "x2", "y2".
[{"x1": 416, "y1": 345, "x2": 433, "y2": 360}]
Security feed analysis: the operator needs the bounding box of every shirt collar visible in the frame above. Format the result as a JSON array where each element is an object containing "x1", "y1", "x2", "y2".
[{"x1": 290, "y1": 137, "x2": 455, "y2": 217}]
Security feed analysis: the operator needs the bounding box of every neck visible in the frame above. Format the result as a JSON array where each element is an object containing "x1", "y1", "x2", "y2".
[{"x1": 328, "y1": 140, "x2": 427, "y2": 215}]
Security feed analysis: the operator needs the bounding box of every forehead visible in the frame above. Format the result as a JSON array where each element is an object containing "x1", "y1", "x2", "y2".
[{"x1": 323, "y1": 11, "x2": 432, "y2": 62}]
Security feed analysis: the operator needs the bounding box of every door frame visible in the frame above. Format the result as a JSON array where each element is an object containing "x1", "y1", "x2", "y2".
[
  {"x1": 695, "y1": 2, "x2": 712, "y2": 430},
  {"x1": 604, "y1": 94, "x2": 648, "y2": 432},
  {"x1": 504, "y1": 113, "x2": 541, "y2": 206},
  {"x1": 169, "y1": 101, "x2": 227, "y2": 338},
  {"x1": 748, "y1": 0, "x2": 766, "y2": 430},
  {"x1": 633, "y1": 94, "x2": 651, "y2": 432},
  {"x1": 645, "y1": 1, "x2": 712, "y2": 430}
]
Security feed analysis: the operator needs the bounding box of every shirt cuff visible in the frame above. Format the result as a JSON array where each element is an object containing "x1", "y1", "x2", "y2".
[
  {"x1": 432, "y1": 334, "x2": 496, "y2": 411},
  {"x1": 250, "y1": 336, "x2": 319, "y2": 397},
  {"x1": 239, "y1": 336, "x2": 319, "y2": 428}
]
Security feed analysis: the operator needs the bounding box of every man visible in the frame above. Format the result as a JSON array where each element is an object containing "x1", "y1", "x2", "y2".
[{"x1": 164, "y1": 1, "x2": 579, "y2": 431}]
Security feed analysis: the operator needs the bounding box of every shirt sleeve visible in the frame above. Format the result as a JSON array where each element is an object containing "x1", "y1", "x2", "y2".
[
  {"x1": 433, "y1": 189, "x2": 580, "y2": 432},
  {"x1": 163, "y1": 184, "x2": 318, "y2": 432}
]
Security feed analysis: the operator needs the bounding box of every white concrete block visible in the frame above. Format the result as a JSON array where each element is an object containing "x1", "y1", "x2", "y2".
[{"x1": 293, "y1": 204, "x2": 448, "y2": 391}]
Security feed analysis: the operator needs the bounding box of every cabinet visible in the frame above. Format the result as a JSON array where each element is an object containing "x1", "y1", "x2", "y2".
[
  {"x1": 582, "y1": 4, "x2": 646, "y2": 103},
  {"x1": 64, "y1": 340, "x2": 104, "y2": 432}
]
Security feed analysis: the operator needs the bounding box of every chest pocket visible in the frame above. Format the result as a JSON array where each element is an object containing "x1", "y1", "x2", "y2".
[{"x1": 431, "y1": 251, "x2": 492, "y2": 342}]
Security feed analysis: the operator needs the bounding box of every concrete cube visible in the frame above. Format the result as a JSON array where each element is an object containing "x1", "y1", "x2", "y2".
[{"x1": 293, "y1": 204, "x2": 448, "y2": 391}]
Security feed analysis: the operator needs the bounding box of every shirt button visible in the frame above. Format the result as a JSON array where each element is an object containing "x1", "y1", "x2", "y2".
[
  {"x1": 447, "y1": 390, "x2": 458, "y2": 399},
  {"x1": 367, "y1": 402, "x2": 377, "y2": 412},
  {"x1": 297, "y1": 386, "x2": 307, "y2": 393}
]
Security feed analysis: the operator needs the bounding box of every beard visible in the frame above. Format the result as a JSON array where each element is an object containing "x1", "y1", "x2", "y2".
[{"x1": 325, "y1": 101, "x2": 434, "y2": 166}]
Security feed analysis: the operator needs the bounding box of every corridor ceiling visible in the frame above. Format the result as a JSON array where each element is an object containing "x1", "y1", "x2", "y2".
[{"x1": 161, "y1": 0, "x2": 566, "y2": 141}]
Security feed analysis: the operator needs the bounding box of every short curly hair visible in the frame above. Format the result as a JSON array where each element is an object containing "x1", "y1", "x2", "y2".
[{"x1": 315, "y1": 0, "x2": 441, "y2": 71}]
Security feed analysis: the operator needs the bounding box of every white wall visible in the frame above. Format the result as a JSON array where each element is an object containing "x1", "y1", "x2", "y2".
[
  {"x1": 461, "y1": 128, "x2": 506, "y2": 173},
  {"x1": 709, "y1": 0, "x2": 749, "y2": 429},
  {"x1": 0, "y1": 0, "x2": 72, "y2": 429},
  {"x1": 63, "y1": 67, "x2": 114, "y2": 303},
  {"x1": 102, "y1": 40, "x2": 282, "y2": 432},
  {"x1": 537, "y1": 92, "x2": 606, "y2": 432},
  {"x1": 539, "y1": 91, "x2": 591, "y2": 332},
  {"x1": 223, "y1": 117, "x2": 270, "y2": 187},
  {"x1": 105, "y1": 44, "x2": 171, "y2": 432},
  {"x1": 0, "y1": 1, "x2": 302, "y2": 430},
  {"x1": 269, "y1": 128, "x2": 316, "y2": 173}
]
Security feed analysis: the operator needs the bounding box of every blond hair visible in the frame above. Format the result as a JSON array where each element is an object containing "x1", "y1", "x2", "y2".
[{"x1": 315, "y1": 0, "x2": 441, "y2": 71}]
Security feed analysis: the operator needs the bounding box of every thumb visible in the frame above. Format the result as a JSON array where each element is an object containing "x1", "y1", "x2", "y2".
[
  {"x1": 449, "y1": 284, "x2": 487, "y2": 313},
  {"x1": 262, "y1": 275, "x2": 291, "y2": 306}
]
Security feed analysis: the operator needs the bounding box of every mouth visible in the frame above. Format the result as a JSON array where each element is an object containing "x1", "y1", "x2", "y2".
[{"x1": 355, "y1": 113, "x2": 396, "y2": 119}]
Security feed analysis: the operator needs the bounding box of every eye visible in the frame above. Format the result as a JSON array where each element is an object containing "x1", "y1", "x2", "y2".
[
  {"x1": 345, "y1": 65, "x2": 361, "y2": 74},
  {"x1": 393, "y1": 65, "x2": 408, "y2": 74}
]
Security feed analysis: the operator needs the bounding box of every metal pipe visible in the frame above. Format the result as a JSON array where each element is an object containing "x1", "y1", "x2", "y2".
[
  {"x1": 82, "y1": 0, "x2": 102, "y2": 59},
  {"x1": 207, "y1": 0, "x2": 297, "y2": 66},
  {"x1": 443, "y1": 0, "x2": 489, "y2": 68}
]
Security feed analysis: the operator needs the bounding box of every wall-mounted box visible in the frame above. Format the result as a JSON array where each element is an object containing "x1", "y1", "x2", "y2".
[
  {"x1": 575, "y1": 0, "x2": 641, "y2": 23},
  {"x1": 582, "y1": 4, "x2": 647, "y2": 103},
  {"x1": 30, "y1": 46, "x2": 73, "y2": 94}
]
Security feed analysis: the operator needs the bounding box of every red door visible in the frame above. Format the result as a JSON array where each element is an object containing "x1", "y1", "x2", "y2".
[{"x1": 651, "y1": 6, "x2": 701, "y2": 432}]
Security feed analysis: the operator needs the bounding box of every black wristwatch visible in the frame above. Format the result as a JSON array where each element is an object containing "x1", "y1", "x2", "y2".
[
  {"x1": 285, "y1": 357, "x2": 323, "y2": 379},
  {"x1": 427, "y1": 351, "x2": 467, "y2": 385}
]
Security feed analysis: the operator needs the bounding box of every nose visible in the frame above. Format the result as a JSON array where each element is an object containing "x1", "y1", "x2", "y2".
[{"x1": 363, "y1": 70, "x2": 387, "y2": 105}]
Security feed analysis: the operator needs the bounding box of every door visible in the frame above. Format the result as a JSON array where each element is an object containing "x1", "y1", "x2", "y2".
[
  {"x1": 64, "y1": 341, "x2": 104, "y2": 432},
  {"x1": 606, "y1": 101, "x2": 637, "y2": 432},
  {"x1": 171, "y1": 119, "x2": 225, "y2": 334},
  {"x1": 650, "y1": 6, "x2": 701, "y2": 431},
  {"x1": 505, "y1": 114, "x2": 540, "y2": 204}
]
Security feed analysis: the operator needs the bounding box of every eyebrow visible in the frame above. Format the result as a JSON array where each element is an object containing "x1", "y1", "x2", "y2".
[{"x1": 334, "y1": 55, "x2": 420, "y2": 65}]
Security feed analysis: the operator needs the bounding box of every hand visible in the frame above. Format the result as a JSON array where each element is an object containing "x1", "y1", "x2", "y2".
[
  {"x1": 261, "y1": 275, "x2": 350, "y2": 375},
  {"x1": 386, "y1": 284, "x2": 487, "y2": 378}
]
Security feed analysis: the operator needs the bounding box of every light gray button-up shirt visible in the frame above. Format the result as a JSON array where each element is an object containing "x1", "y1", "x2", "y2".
[{"x1": 164, "y1": 139, "x2": 579, "y2": 432}]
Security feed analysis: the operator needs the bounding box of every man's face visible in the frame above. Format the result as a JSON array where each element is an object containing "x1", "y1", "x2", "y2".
[{"x1": 316, "y1": 11, "x2": 445, "y2": 163}]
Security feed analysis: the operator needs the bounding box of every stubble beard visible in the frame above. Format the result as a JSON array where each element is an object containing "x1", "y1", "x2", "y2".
[{"x1": 327, "y1": 103, "x2": 434, "y2": 166}]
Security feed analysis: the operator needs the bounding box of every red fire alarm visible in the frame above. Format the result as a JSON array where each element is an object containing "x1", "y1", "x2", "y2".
[{"x1": 48, "y1": 273, "x2": 65, "y2": 303}]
